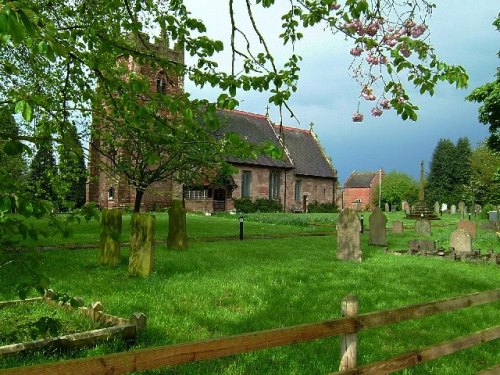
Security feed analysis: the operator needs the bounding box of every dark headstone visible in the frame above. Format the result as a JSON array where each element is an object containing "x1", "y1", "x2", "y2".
[
  {"x1": 457, "y1": 220, "x2": 477, "y2": 240},
  {"x1": 129, "y1": 213, "x2": 156, "y2": 277},
  {"x1": 369, "y1": 207, "x2": 387, "y2": 246},
  {"x1": 489, "y1": 211, "x2": 499, "y2": 222},
  {"x1": 167, "y1": 199, "x2": 188, "y2": 250},
  {"x1": 99, "y1": 209, "x2": 122, "y2": 266},
  {"x1": 408, "y1": 239, "x2": 436, "y2": 253},
  {"x1": 336, "y1": 208, "x2": 362, "y2": 262}
]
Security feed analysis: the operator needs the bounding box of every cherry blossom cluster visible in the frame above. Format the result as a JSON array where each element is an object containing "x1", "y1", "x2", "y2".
[
  {"x1": 352, "y1": 112, "x2": 364, "y2": 122},
  {"x1": 330, "y1": 3, "x2": 341, "y2": 11}
]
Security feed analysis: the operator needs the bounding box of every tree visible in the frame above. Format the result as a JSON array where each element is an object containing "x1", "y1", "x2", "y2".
[
  {"x1": 426, "y1": 139, "x2": 457, "y2": 206},
  {"x1": 373, "y1": 171, "x2": 418, "y2": 208},
  {"x1": 57, "y1": 124, "x2": 87, "y2": 210},
  {"x1": 28, "y1": 142, "x2": 58, "y2": 204},
  {"x1": 466, "y1": 16, "x2": 500, "y2": 152},
  {"x1": 0, "y1": 107, "x2": 28, "y2": 196},
  {"x1": 453, "y1": 137, "x2": 472, "y2": 201},
  {"x1": 469, "y1": 142, "x2": 500, "y2": 205}
]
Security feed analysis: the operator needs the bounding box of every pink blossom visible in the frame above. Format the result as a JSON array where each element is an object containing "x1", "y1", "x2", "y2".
[
  {"x1": 371, "y1": 107, "x2": 383, "y2": 117},
  {"x1": 361, "y1": 87, "x2": 376, "y2": 101},
  {"x1": 400, "y1": 45, "x2": 411, "y2": 58},
  {"x1": 397, "y1": 96, "x2": 406, "y2": 104},
  {"x1": 330, "y1": 3, "x2": 341, "y2": 10},
  {"x1": 350, "y1": 47, "x2": 363, "y2": 56},
  {"x1": 411, "y1": 24, "x2": 427, "y2": 38},
  {"x1": 379, "y1": 99, "x2": 391, "y2": 109},
  {"x1": 352, "y1": 112, "x2": 364, "y2": 122}
]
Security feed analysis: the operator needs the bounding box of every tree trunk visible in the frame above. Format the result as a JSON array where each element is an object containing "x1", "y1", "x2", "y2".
[{"x1": 134, "y1": 189, "x2": 144, "y2": 212}]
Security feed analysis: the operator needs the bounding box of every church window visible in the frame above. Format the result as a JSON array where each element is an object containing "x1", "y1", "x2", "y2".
[
  {"x1": 108, "y1": 187, "x2": 115, "y2": 200},
  {"x1": 241, "y1": 171, "x2": 252, "y2": 198},
  {"x1": 294, "y1": 180, "x2": 302, "y2": 202},
  {"x1": 269, "y1": 170, "x2": 280, "y2": 200},
  {"x1": 156, "y1": 73, "x2": 167, "y2": 94}
]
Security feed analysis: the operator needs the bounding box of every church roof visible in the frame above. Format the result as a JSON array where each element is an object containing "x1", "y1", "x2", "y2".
[
  {"x1": 344, "y1": 171, "x2": 379, "y2": 188},
  {"x1": 275, "y1": 125, "x2": 336, "y2": 179},
  {"x1": 217, "y1": 110, "x2": 293, "y2": 169}
]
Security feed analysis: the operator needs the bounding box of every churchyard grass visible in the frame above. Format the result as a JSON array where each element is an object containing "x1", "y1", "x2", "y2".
[{"x1": 0, "y1": 212, "x2": 498, "y2": 373}]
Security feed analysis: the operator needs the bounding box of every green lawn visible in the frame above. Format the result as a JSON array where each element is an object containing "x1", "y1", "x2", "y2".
[{"x1": 0, "y1": 212, "x2": 499, "y2": 374}]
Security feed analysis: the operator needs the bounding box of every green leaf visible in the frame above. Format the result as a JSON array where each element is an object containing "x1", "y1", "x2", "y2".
[
  {"x1": 3, "y1": 140, "x2": 25, "y2": 155},
  {"x1": 14, "y1": 100, "x2": 32, "y2": 122},
  {"x1": 0, "y1": 195, "x2": 11, "y2": 211}
]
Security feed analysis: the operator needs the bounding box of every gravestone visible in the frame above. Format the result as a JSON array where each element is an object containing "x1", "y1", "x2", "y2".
[
  {"x1": 441, "y1": 203, "x2": 448, "y2": 213},
  {"x1": 415, "y1": 218, "x2": 432, "y2": 236},
  {"x1": 489, "y1": 211, "x2": 499, "y2": 222},
  {"x1": 450, "y1": 204, "x2": 457, "y2": 215},
  {"x1": 392, "y1": 220, "x2": 404, "y2": 234},
  {"x1": 457, "y1": 220, "x2": 477, "y2": 240},
  {"x1": 402, "y1": 200, "x2": 409, "y2": 212},
  {"x1": 129, "y1": 213, "x2": 156, "y2": 277},
  {"x1": 336, "y1": 208, "x2": 362, "y2": 262},
  {"x1": 391, "y1": 205, "x2": 397, "y2": 213},
  {"x1": 434, "y1": 202, "x2": 440, "y2": 214},
  {"x1": 408, "y1": 239, "x2": 436, "y2": 253},
  {"x1": 449, "y1": 229, "x2": 472, "y2": 255},
  {"x1": 369, "y1": 207, "x2": 387, "y2": 246},
  {"x1": 167, "y1": 199, "x2": 188, "y2": 250},
  {"x1": 384, "y1": 203, "x2": 390, "y2": 212},
  {"x1": 99, "y1": 209, "x2": 123, "y2": 266},
  {"x1": 458, "y1": 201, "x2": 465, "y2": 214}
]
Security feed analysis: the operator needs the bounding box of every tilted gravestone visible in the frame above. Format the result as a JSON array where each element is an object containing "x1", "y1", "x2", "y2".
[
  {"x1": 450, "y1": 204, "x2": 457, "y2": 215},
  {"x1": 384, "y1": 203, "x2": 390, "y2": 212},
  {"x1": 99, "y1": 209, "x2": 123, "y2": 266},
  {"x1": 415, "y1": 218, "x2": 432, "y2": 236},
  {"x1": 457, "y1": 220, "x2": 477, "y2": 240},
  {"x1": 369, "y1": 207, "x2": 387, "y2": 246},
  {"x1": 434, "y1": 202, "x2": 440, "y2": 214},
  {"x1": 336, "y1": 208, "x2": 362, "y2": 262},
  {"x1": 129, "y1": 213, "x2": 156, "y2": 277},
  {"x1": 392, "y1": 220, "x2": 404, "y2": 234},
  {"x1": 449, "y1": 229, "x2": 472, "y2": 255},
  {"x1": 167, "y1": 199, "x2": 188, "y2": 250}
]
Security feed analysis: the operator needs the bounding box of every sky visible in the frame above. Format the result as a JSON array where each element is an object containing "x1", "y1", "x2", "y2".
[{"x1": 183, "y1": 1, "x2": 499, "y2": 184}]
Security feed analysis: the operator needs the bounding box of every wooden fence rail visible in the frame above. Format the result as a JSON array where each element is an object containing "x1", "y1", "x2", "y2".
[{"x1": 1, "y1": 289, "x2": 498, "y2": 375}]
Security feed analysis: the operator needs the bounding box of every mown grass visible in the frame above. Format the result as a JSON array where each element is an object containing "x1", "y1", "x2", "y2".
[{"x1": 0, "y1": 212, "x2": 498, "y2": 374}]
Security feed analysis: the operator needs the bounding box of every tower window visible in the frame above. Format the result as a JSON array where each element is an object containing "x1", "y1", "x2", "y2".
[{"x1": 156, "y1": 75, "x2": 167, "y2": 94}]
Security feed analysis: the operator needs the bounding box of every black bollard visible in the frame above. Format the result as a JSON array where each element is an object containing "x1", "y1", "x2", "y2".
[
  {"x1": 360, "y1": 215, "x2": 364, "y2": 234},
  {"x1": 468, "y1": 213, "x2": 471, "y2": 221},
  {"x1": 239, "y1": 217, "x2": 244, "y2": 240}
]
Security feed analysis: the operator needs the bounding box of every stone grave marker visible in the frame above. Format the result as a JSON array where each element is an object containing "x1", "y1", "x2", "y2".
[
  {"x1": 441, "y1": 203, "x2": 448, "y2": 213},
  {"x1": 129, "y1": 213, "x2": 156, "y2": 277},
  {"x1": 369, "y1": 207, "x2": 387, "y2": 246},
  {"x1": 99, "y1": 209, "x2": 122, "y2": 266},
  {"x1": 402, "y1": 200, "x2": 410, "y2": 212},
  {"x1": 449, "y1": 229, "x2": 472, "y2": 255},
  {"x1": 392, "y1": 220, "x2": 404, "y2": 233},
  {"x1": 336, "y1": 208, "x2": 362, "y2": 262},
  {"x1": 384, "y1": 203, "x2": 390, "y2": 212},
  {"x1": 458, "y1": 201, "x2": 465, "y2": 214},
  {"x1": 167, "y1": 199, "x2": 188, "y2": 250},
  {"x1": 391, "y1": 205, "x2": 397, "y2": 213},
  {"x1": 434, "y1": 201, "x2": 440, "y2": 214},
  {"x1": 450, "y1": 204, "x2": 457, "y2": 215},
  {"x1": 408, "y1": 239, "x2": 436, "y2": 253},
  {"x1": 457, "y1": 220, "x2": 477, "y2": 240},
  {"x1": 489, "y1": 211, "x2": 499, "y2": 222},
  {"x1": 415, "y1": 218, "x2": 432, "y2": 236}
]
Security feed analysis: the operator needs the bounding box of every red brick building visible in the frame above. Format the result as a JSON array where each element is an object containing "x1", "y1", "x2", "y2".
[
  {"x1": 343, "y1": 170, "x2": 384, "y2": 211},
  {"x1": 86, "y1": 35, "x2": 337, "y2": 212}
]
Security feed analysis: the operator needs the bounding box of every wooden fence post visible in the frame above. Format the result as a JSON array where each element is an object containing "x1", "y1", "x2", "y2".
[{"x1": 339, "y1": 294, "x2": 359, "y2": 371}]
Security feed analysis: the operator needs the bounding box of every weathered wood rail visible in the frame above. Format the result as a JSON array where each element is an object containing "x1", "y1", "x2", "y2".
[{"x1": 0, "y1": 289, "x2": 498, "y2": 375}]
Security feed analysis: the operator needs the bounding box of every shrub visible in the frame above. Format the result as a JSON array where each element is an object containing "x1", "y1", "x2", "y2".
[
  {"x1": 233, "y1": 198, "x2": 282, "y2": 213},
  {"x1": 307, "y1": 201, "x2": 338, "y2": 213}
]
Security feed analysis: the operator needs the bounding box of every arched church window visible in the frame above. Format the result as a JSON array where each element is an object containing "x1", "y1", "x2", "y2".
[{"x1": 156, "y1": 72, "x2": 168, "y2": 94}]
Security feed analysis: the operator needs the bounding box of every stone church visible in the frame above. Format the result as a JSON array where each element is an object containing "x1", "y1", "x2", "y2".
[{"x1": 86, "y1": 35, "x2": 338, "y2": 213}]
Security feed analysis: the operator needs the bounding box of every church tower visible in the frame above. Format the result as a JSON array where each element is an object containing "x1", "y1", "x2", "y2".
[{"x1": 86, "y1": 34, "x2": 185, "y2": 210}]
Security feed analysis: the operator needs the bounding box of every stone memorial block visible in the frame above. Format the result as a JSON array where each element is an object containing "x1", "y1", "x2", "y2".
[
  {"x1": 129, "y1": 213, "x2": 156, "y2": 277},
  {"x1": 408, "y1": 239, "x2": 436, "y2": 253},
  {"x1": 392, "y1": 220, "x2": 404, "y2": 234},
  {"x1": 441, "y1": 203, "x2": 448, "y2": 213},
  {"x1": 458, "y1": 201, "x2": 465, "y2": 214},
  {"x1": 336, "y1": 208, "x2": 362, "y2": 262},
  {"x1": 99, "y1": 209, "x2": 123, "y2": 266},
  {"x1": 391, "y1": 206, "x2": 397, "y2": 213},
  {"x1": 449, "y1": 229, "x2": 472, "y2": 255},
  {"x1": 457, "y1": 220, "x2": 477, "y2": 240},
  {"x1": 489, "y1": 211, "x2": 499, "y2": 222},
  {"x1": 385, "y1": 203, "x2": 390, "y2": 212},
  {"x1": 434, "y1": 202, "x2": 440, "y2": 214},
  {"x1": 369, "y1": 207, "x2": 387, "y2": 246},
  {"x1": 167, "y1": 199, "x2": 188, "y2": 250},
  {"x1": 402, "y1": 201, "x2": 410, "y2": 212},
  {"x1": 450, "y1": 204, "x2": 457, "y2": 215},
  {"x1": 415, "y1": 218, "x2": 432, "y2": 236}
]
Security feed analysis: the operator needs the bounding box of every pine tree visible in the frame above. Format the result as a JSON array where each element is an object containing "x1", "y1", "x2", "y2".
[
  {"x1": 57, "y1": 124, "x2": 87, "y2": 209},
  {"x1": 453, "y1": 137, "x2": 472, "y2": 202},
  {"x1": 28, "y1": 142, "x2": 58, "y2": 204},
  {"x1": 0, "y1": 107, "x2": 28, "y2": 195},
  {"x1": 426, "y1": 139, "x2": 456, "y2": 206}
]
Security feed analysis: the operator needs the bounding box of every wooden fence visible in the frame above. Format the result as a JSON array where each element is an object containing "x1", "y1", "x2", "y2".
[{"x1": 1, "y1": 289, "x2": 498, "y2": 375}]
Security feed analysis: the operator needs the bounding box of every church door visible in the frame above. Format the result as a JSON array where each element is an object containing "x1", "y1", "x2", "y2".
[{"x1": 213, "y1": 188, "x2": 226, "y2": 212}]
